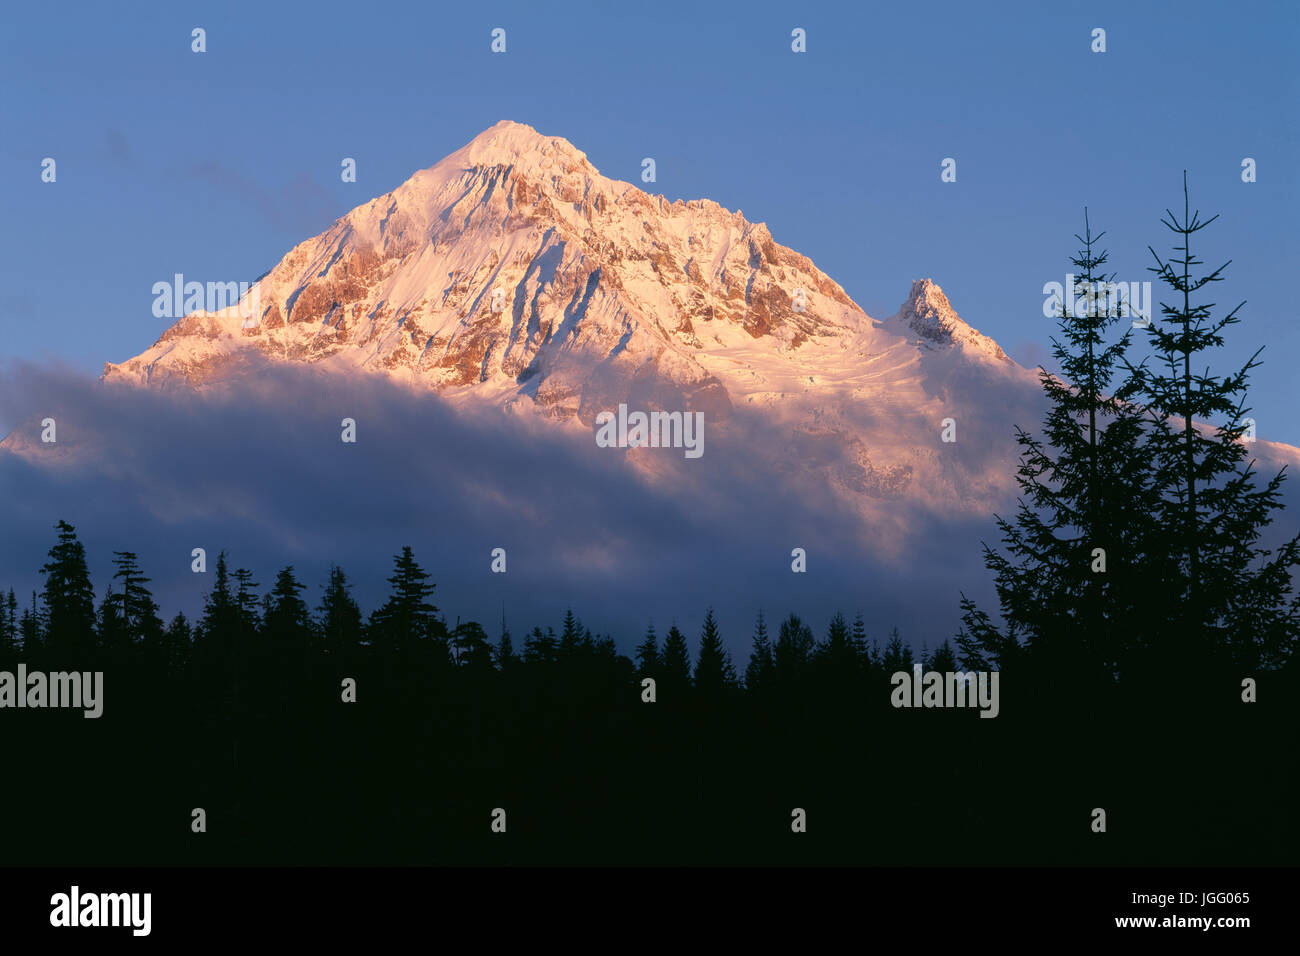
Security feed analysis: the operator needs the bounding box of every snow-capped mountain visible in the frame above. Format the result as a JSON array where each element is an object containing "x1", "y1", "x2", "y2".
[
  {"x1": 96, "y1": 121, "x2": 1059, "y2": 523},
  {"x1": 6, "y1": 121, "x2": 1297, "y2": 639}
]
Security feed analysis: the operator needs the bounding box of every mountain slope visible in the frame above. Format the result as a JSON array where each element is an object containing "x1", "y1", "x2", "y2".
[{"x1": 97, "y1": 122, "x2": 1056, "y2": 519}]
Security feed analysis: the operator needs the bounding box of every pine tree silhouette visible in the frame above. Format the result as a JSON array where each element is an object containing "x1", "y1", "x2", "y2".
[
  {"x1": 850, "y1": 612, "x2": 870, "y2": 673},
  {"x1": 693, "y1": 608, "x2": 737, "y2": 698},
  {"x1": 37, "y1": 520, "x2": 96, "y2": 659},
  {"x1": 774, "y1": 613, "x2": 814, "y2": 681},
  {"x1": 524, "y1": 625, "x2": 558, "y2": 665},
  {"x1": 881, "y1": 627, "x2": 913, "y2": 675},
  {"x1": 317, "y1": 564, "x2": 363, "y2": 661},
  {"x1": 451, "y1": 620, "x2": 493, "y2": 669},
  {"x1": 744, "y1": 611, "x2": 774, "y2": 693},
  {"x1": 929, "y1": 639, "x2": 958, "y2": 673},
  {"x1": 495, "y1": 617, "x2": 516, "y2": 671},
  {"x1": 369, "y1": 546, "x2": 441, "y2": 658},
  {"x1": 162, "y1": 612, "x2": 193, "y2": 677},
  {"x1": 265, "y1": 566, "x2": 313, "y2": 685},
  {"x1": 558, "y1": 608, "x2": 583, "y2": 660},
  {"x1": 110, "y1": 550, "x2": 164, "y2": 649},
  {"x1": 659, "y1": 624, "x2": 692, "y2": 698},
  {"x1": 635, "y1": 622, "x2": 659, "y2": 678},
  {"x1": 956, "y1": 211, "x2": 1168, "y2": 686},
  {"x1": 0, "y1": 588, "x2": 17, "y2": 660},
  {"x1": 1124, "y1": 174, "x2": 1300, "y2": 673},
  {"x1": 18, "y1": 590, "x2": 43, "y2": 660}
]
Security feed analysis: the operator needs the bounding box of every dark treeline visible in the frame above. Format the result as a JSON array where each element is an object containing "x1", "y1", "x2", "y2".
[
  {"x1": 1, "y1": 524, "x2": 981, "y2": 864},
  {"x1": 1, "y1": 518, "x2": 1294, "y2": 865},
  {"x1": 2, "y1": 179, "x2": 1297, "y2": 864}
]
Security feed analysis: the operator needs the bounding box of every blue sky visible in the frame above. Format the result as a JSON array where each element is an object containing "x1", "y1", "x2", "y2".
[{"x1": 2, "y1": 0, "x2": 1297, "y2": 442}]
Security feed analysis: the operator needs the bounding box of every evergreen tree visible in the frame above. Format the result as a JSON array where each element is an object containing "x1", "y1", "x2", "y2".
[
  {"x1": 744, "y1": 611, "x2": 775, "y2": 692},
  {"x1": 635, "y1": 622, "x2": 659, "y2": 678},
  {"x1": 495, "y1": 614, "x2": 516, "y2": 671},
  {"x1": 773, "y1": 613, "x2": 815, "y2": 681},
  {"x1": 369, "y1": 546, "x2": 439, "y2": 654},
  {"x1": 265, "y1": 566, "x2": 312, "y2": 667},
  {"x1": 18, "y1": 591, "x2": 43, "y2": 658},
  {"x1": 524, "y1": 626, "x2": 558, "y2": 665},
  {"x1": 851, "y1": 612, "x2": 870, "y2": 672},
  {"x1": 198, "y1": 553, "x2": 236, "y2": 643},
  {"x1": 817, "y1": 611, "x2": 856, "y2": 674},
  {"x1": 592, "y1": 634, "x2": 617, "y2": 661},
  {"x1": 659, "y1": 624, "x2": 692, "y2": 694},
  {"x1": 930, "y1": 639, "x2": 958, "y2": 673},
  {"x1": 96, "y1": 583, "x2": 125, "y2": 654},
  {"x1": 317, "y1": 564, "x2": 363, "y2": 658},
  {"x1": 38, "y1": 520, "x2": 96, "y2": 658},
  {"x1": 451, "y1": 619, "x2": 493, "y2": 669},
  {"x1": 110, "y1": 551, "x2": 164, "y2": 648},
  {"x1": 693, "y1": 608, "x2": 737, "y2": 697},
  {"x1": 1123, "y1": 175, "x2": 1300, "y2": 671},
  {"x1": 232, "y1": 568, "x2": 262, "y2": 633},
  {"x1": 957, "y1": 211, "x2": 1167, "y2": 682},
  {"x1": 558, "y1": 609, "x2": 583, "y2": 660},
  {"x1": 881, "y1": 627, "x2": 913, "y2": 675},
  {"x1": 162, "y1": 612, "x2": 193, "y2": 676},
  {"x1": 0, "y1": 588, "x2": 16, "y2": 658},
  {"x1": 195, "y1": 552, "x2": 241, "y2": 707}
]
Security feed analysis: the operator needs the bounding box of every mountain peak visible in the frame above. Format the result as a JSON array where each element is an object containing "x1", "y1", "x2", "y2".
[
  {"x1": 905, "y1": 277, "x2": 951, "y2": 313},
  {"x1": 449, "y1": 120, "x2": 591, "y2": 174},
  {"x1": 891, "y1": 279, "x2": 1008, "y2": 362}
]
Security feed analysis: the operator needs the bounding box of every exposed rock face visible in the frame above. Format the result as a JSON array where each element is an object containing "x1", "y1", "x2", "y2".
[
  {"x1": 94, "y1": 122, "x2": 1061, "y2": 527},
  {"x1": 888, "y1": 279, "x2": 1009, "y2": 361},
  {"x1": 103, "y1": 122, "x2": 874, "y2": 426}
]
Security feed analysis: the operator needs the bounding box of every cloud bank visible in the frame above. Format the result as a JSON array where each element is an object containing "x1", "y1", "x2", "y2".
[{"x1": 0, "y1": 361, "x2": 1028, "y2": 658}]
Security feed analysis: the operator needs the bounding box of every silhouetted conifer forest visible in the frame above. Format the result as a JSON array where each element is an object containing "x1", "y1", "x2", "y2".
[{"x1": 3, "y1": 187, "x2": 1297, "y2": 864}]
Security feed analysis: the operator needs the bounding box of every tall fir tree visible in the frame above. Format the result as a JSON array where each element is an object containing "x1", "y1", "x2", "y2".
[
  {"x1": 558, "y1": 609, "x2": 583, "y2": 660},
  {"x1": 693, "y1": 608, "x2": 736, "y2": 697},
  {"x1": 635, "y1": 622, "x2": 659, "y2": 678},
  {"x1": 369, "y1": 546, "x2": 440, "y2": 655},
  {"x1": 1122, "y1": 175, "x2": 1300, "y2": 672},
  {"x1": 496, "y1": 610, "x2": 516, "y2": 670},
  {"x1": 265, "y1": 566, "x2": 312, "y2": 665},
  {"x1": 817, "y1": 612, "x2": 856, "y2": 674},
  {"x1": 232, "y1": 568, "x2": 262, "y2": 633},
  {"x1": 198, "y1": 552, "x2": 235, "y2": 644},
  {"x1": 929, "y1": 639, "x2": 958, "y2": 673},
  {"x1": 110, "y1": 551, "x2": 164, "y2": 649},
  {"x1": 850, "y1": 612, "x2": 871, "y2": 673},
  {"x1": 881, "y1": 627, "x2": 913, "y2": 675},
  {"x1": 162, "y1": 612, "x2": 193, "y2": 676},
  {"x1": 773, "y1": 613, "x2": 815, "y2": 682},
  {"x1": 38, "y1": 520, "x2": 96, "y2": 658},
  {"x1": 317, "y1": 564, "x2": 363, "y2": 658},
  {"x1": 0, "y1": 588, "x2": 16, "y2": 659},
  {"x1": 96, "y1": 583, "x2": 125, "y2": 654},
  {"x1": 956, "y1": 211, "x2": 1168, "y2": 684},
  {"x1": 659, "y1": 624, "x2": 692, "y2": 696},
  {"x1": 744, "y1": 611, "x2": 775, "y2": 692},
  {"x1": 18, "y1": 591, "x2": 44, "y2": 659}
]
